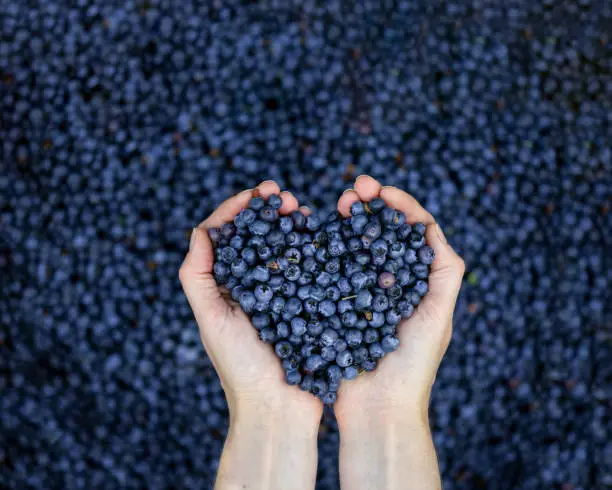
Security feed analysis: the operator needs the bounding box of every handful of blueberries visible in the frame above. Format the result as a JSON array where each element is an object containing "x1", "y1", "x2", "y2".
[{"x1": 209, "y1": 194, "x2": 434, "y2": 404}]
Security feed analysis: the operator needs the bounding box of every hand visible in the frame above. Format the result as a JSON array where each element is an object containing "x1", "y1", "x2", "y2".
[
  {"x1": 334, "y1": 175, "x2": 465, "y2": 423},
  {"x1": 179, "y1": 180, "x2": 321, "y2": 418},
  {"x1": 178, "y1": 180, "x2": 321, "y2": 490},
  {"x1": 333, "y1": 175, "x2": 464, "y2": 490}
]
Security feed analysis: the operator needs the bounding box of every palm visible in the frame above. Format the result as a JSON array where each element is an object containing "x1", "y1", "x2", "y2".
[{"x1": 216, "y1": 298, "x2": 323, "y2": 411}]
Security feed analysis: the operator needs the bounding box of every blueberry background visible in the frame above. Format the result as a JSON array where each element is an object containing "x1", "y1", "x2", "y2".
[{"x1": 1, "y1": 1, "x2": 611, "y2": 489}]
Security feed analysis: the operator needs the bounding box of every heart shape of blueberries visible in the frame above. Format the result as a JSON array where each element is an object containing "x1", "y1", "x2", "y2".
[{"x1": 209, "y1": 193, "x2": 434, "y2": 404}]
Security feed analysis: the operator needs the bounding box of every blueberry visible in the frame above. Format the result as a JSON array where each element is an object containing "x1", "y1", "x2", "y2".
[
  {"x1": 409, "y1": 232, "x2": 425, "y2": 249},
  {"x1": 397, "y1": 224, "x2": 412, "y2": 240},
  {"x1": 307, "y1": 321, "x2": 324, "y2": 336},
  {"x1": 221, "y1": 246, "x2": 238, "y2": 263},
  {"x1": 404, "y1": 248, "x2": 418, "y2": 264},
  {"x1": 372, "y1": 294, "x2": 389, "y2": 312},
  {"x1": 286, "y1": 231, "x2": 302, "y2": 246},
  {"x1": 284, "y1": 264, "x2": 301, "y2": 281},
  {"x1": 418, "y1": 246, "x2": 435, "y2": 265},
  {"x1": 257, "y1": 245, "x2": 272, "y2": 260},
  {"x1": 351, "y1": 272, "x2": 369, "y2": 290},
  {"x1": 306, "y1": 215, "x2": 320, "y2": 231},
  {"x1": 333, "y1": 338, "x2": 347, "y2": 352},
  {"x1": 254, "y1": 284, "x2": 273, "y2": 303},
  {"x1": 311, "y1": 379, "x2": 328, "y2": 396},
  {"x1": 369, "y1": 343, "x2": 385, "y2": 359},
  {"x1": 328, "y1": 239, "x2": 347, "y2": 257},
  {"x1": 381, "y1": 335, "x2": 400, "y2": 352},
  {"x1": 266, "y1": 229, "x2": 285, "y2": 247},
  {"x1": 299, "y1": 375, "x2": 314, "y2": 392},
  {"x1": 321, "y1": 345, "x2": 337, "y2": 362},
  {"x1": 306, "y1": 355, "x2": 326, "y2": 373},
  {"x1": 252, "y1": 265, "x2": 270, "y2": 282},
  {"x1": 316, "y1": 271, "x2": 333, "y2": 287},
  {"x1": 241, "y1": 248, "x2": 257, "y2": 265},
  {"x1": 411, "y1": 263, "x2": 429, "y2": 279},
  {"x1": 398, "y1": 301, "x2": 415, "y2": 319},
  {"x1": 347, "y1": 237, "x2": 362, "y2": 251},
  {"x1": 239, "y1": 291, "x2": 257, "y2": 313},
  {"x1": 361, "y1": 359, "x2": 377, "y2": 371},
  {"x1": 285, "y1": 369, "x2": 302, "y2": 385},
  {"x1": 325, "y1": 257, "x2": 341, "y2": 274},
  {"x1": 351, "y1": 214, "x2": 368, "y2": 234},
  {"x1": 291, "y1": 210, "x2": 307, "y2": 229},
  {"x1": 297, "y1": 272, "x2": 313, "y2": 285},
  {"x1": 353, "y1": 347, "x2": 369, "y2": 364},
  {"x1": 279, "y1": 216, "x2": 293, "y2": 233},
  {"x1": 336, "y1": 350, "x2": 354, "y2": 367},
  {"x1": 405, "y1": 290, "x2": 422, "y2": 306},
  {"x1": 327, "y1": 365, "x2": 343, "y2": 384},
  {"x1": 208, "y1": 227, "x2": 221, "y2": 243},
  {"x1": 291, "y1": 317, "x2": 307, "y2": 336},
  {"x1": 377, "y1": 272, "x2": 396, "y2": 289},
  {"x1": 249, "y1": 197, "x2": 265, "y2": 211},
  {"x1": 252, "y1": 314, "x2": 270, "y2": 330},
  {"x1": 351, "y1": 201, "x2": 365, "y2": 215},
  {"x1": 268, "y1": 194, "x2": 282, "y2": 209},
  {"x1": 321, "y1": 328, "x2": 339, "y2": 346},
  {"x1": 413, "y1": 223, "x2": 427, "y2": 235},
  {"x1": 259, "y1": 328, "x2": 276, "y2": 344},
  {"x1": 284, "y1": 297, "x2": 303, "y2": 316},
  {"x1": 274, "y1": 340, "x2": 293, "y2": 359},
  {"x1": 414, "y1": 280, "x2": 429, "y2": 297},
  {"x1": 368, "y1": 198, "x2": 386, "y2": 213},
  {"x1": 343, "y1": 366, "x2": 359, "y2": 380},
  {"x1": 321, "y1": 391, "x2": 337, "y2": 404},
  {"x1": 276, "y1": 322, "x2": 290, "y2": 338},
  {"x1": 249, "y1": 220, "x2": 271, "y2": 235},
  {"x1": 338, "y1": 299, "x2": 353, "y2": 314},
  {"x1": 364, "y1": 328, "x2": 379, "y2": 343},
  {"x1": 386, "y1": 309, "x2": 402, "y2": 324}
]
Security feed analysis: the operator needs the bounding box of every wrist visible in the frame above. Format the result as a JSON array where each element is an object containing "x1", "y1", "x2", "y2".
[
  {"x1": 337, "y1": 402, "x2": 429, "y2": 436},
  {"x1": 230, "y1": 395, "x2": 322, "y2": 436}
]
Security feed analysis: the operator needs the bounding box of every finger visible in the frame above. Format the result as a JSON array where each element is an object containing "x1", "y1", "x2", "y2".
[
  {"x1": 337, "y1": 189, "x2": 360, "y2": 217},
  {"x1": 299, "y1": 205, "x2": 311, "y2": 216},
  {"x1": 254, "y1": 180, "x2": 281, "y2": 199},
  {"x1": 379, "y1": 186, "x2": 435, "y2": 225},
  {"x1": 354, "y1": 175, "x2": 382, "y2": 201},
  {"x1": 178, "y1": 227, "x2": 227, "y2": 328},
  {"x1": 420, "y1": 223, "x2": 465, "y2": 318},
  {"x1": 279, "y1": 190, "x2": 299, "y2": 214},
  {"x1": 201, "y1": 189, "x2": 253, "y2": 229}
]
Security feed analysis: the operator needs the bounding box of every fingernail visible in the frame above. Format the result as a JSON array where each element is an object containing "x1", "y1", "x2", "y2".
[
  {"x1": 435, "y1": 224, "x2": 447, "y2": 245},
  {"x1": 189, "y1": 228, "x2": 198, "y2": 251}
]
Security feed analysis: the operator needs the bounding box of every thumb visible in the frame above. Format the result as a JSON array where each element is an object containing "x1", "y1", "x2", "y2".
[
  {"x1": 420, "y1": 223, "x2": 465, "y2": 321},
  {"x1": 178, "y1": 227, "x2": 227, "y2": 329}
]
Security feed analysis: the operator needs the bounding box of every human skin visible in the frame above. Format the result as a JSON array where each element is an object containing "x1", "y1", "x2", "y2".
[
  {"x1": 179, "y1": 180, "x2": 321, "y2": 490},
  {"x1": 334, "y1": 175, "x2": 465, "y2": 490},
  {"x1": 179, "y1": 176, "x2": 464, "y2": 490}
]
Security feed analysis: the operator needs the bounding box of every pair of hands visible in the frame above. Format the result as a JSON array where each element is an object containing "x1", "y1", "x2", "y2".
[{"x1": 179, "y1": 175, "x2": 465, "y2": 489}]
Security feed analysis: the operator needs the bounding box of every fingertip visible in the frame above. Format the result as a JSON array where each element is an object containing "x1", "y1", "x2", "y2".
[
  {"x1": 299, "y1": 205, "x2": 311, "y2": 216},
  {"x1": 256, "y1": 180, "x2": 281, "y2": 198},
  {"x1": 201, "y1": 189, "x2": 254, "y2": 229},
  {"x1": 180, "y1": 226, "x2": 214, "y2": 279},
  {"x1": 354, "y1": 175, "x2": 382, "y2": 201},
  {"x1": 425, "y1": 224, "x2": 463, "y2": 273},
  {"x1": 379, "y1": 187, "x2": 435, "y2": 225},
  {"x1": 337, "y1": 189, "x2": 360, "y2": 217},
  {"x1": 279, "y1": 191, "x2": 299, "y2": 214}
]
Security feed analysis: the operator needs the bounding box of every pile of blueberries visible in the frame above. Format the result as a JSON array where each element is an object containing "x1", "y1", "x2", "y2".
[
  {"x1": 210, "y1": 194, "x2": 433, "y2": 403},
  {"x1": 1, "y1": 0, "x2": 611, "y2": 489}
]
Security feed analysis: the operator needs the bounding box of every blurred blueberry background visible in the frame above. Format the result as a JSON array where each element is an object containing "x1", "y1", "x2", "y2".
[{"x1": 1, "y1": 1, "x2": 611, "y2": 489}]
